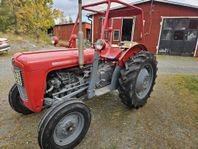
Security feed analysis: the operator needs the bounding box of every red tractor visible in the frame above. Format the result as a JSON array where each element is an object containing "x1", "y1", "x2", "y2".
[{"x1": 9, "y1": 0, "x2": 157, "y2": 148}]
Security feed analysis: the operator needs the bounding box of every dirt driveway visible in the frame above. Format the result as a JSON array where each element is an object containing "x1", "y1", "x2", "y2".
[
  {"x1": 158, "y1": 55, "x2": 198, "y2": 74},
  {"x1": 0, "y1": 54, "x2": 197, "y2": 149}
]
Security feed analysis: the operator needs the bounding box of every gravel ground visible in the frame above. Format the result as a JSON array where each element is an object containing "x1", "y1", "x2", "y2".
[
  {"x1": 157, "y1": 55, "x2": 198, "y2": 74},
  {"x1": 0, "y1": 54, "x2": 198, "y2": 149}
]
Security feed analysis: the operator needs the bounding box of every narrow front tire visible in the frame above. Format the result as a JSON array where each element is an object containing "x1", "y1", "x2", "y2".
[
  {"x1": 8, "y1": 84, "x2": 33, "y2": 115},
  {"x1": 38, "y1": 100, "x2": 91, "y2": 149}
]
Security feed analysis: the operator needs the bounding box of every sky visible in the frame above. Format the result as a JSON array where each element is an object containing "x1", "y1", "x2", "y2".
[{"x1": 53, "y1": 0, "x2": 198, "y2": 24}]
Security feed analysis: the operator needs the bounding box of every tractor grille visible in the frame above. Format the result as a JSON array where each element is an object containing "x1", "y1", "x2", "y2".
[
  {"x1": 13, "y1": 67, "x2": 24, "y2": 86},
  {"x1": 17, "y1": 84, "x2": 28, "y2": 100},
  {"x1": 12, "y1": 65, "x2": 28, "y2": 100}
]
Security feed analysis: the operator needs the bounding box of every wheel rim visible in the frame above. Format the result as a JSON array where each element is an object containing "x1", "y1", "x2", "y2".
[
  {"x1": 53, "y1": 112, "x2": 85, "y2": 146},
  {"x1": 134, "y1": 64, "x2": 154, "y2": 99}
]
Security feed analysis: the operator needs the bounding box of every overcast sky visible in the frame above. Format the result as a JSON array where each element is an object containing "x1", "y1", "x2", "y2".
[{"x1": 53, "y1": 0, "x2": 198, "y2": 23}]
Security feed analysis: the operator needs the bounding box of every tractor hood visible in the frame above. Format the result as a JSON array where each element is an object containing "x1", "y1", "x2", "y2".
[{"x1": 13, "y1": 48, "x2": 94, "y2": 71}]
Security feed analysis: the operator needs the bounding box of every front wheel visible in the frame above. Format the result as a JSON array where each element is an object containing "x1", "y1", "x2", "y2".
[
  {"x1": 38, "y1": 100, "x2": 91, "y2": 149},
  {"x1": 8, "y1": 84, "x2": 33, "y2": 115},
  {"x1": 118, "y1": 50, "x2": 157, "y2": 108}
]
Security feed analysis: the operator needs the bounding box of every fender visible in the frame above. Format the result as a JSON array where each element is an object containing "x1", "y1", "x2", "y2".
[{"x1": 118, "y1": 42, "x2": 148, "y2": 68}]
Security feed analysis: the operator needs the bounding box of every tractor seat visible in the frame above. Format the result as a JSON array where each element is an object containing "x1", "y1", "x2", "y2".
[{"x1": 100, "y1": 47, "x2": 123, "y2": 60}]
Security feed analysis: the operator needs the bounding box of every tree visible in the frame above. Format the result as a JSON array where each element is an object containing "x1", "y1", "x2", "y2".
[
  {"x1": 0, "y1": 0, "x2": 17, "y2": 32},
  {"x1": 0, "y1": 0, "x2": 63, "y2": 42},
  {"x1": 68, "y1": 16, "x2": 73, "y2": 24},
  {"x1": 16, "y1": 0, "x2": 61, "y2": 40},
  {"x1": 58, "y1": 11, "x2": 67, "y2": 24}
]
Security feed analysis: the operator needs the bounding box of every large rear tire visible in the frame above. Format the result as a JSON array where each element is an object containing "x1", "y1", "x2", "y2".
[
  {"x1": 118, "y1": 51, "x2": 157, "y2": 108},
  {"x1": 38, "y1": 100, "x2": 91, "y2": 149},
  {"x1": 8, "y1": 84, "x2": 33, "y2": 115}
]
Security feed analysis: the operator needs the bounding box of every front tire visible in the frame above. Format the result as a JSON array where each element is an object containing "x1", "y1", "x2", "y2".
[
  {"x1": 118, "y1": 51, "x2": 157, "y2": 108},
  {"x1": 38, "y1": 100, "x2": 91, "y2": 149},
  {"x1": 8, "y1": 84, "x2": 33, "y2": 115}
]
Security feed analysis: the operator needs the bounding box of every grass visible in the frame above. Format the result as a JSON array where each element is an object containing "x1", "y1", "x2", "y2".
[
  {"x1": 0, "y1": 32, "x2": 33, "y2": 42},
  {"x1": 174, "y1": 75, "x2": 198, "y2": 96},
  {"x1": 183, "y1": 75, "x2": 198, "y2": 95},
  {"x1": 0, "y1": 32, "x2": 54, "y2": 57},
  {"x1": 0, "y1": 32, "x2": 51, "y2": 45}
]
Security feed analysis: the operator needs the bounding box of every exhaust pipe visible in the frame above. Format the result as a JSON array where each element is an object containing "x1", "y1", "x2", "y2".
[{"x1": 78, "y1": 0, "x2": 84, "y2": 68}]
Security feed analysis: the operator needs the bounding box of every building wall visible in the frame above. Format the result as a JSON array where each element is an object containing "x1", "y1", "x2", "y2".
[
  {"x1": 93, "y1": 2, "x2": 198, "y2": 55},
  {"x1": 53, "y1": 23, "x2": 91, "y2": 41}
]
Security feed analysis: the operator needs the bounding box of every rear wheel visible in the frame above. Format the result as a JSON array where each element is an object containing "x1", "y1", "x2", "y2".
[
  {"x1": 38, "y1": 100, "x2": 91, "y2": 149},
  {"x1": 118, "y1": 51, "x2": 157, "y2": 108},
  {"x1": 8, "y1": 84, "x2": 33, "y2": 115}
]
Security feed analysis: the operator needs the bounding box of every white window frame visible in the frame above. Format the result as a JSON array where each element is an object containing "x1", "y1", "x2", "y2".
[
  {"x1": 157, "y1": 16, "x2": 198, "y2": 57},
  {"x1": 121, "y1": 17, "x2": 136, "y2": 42},
  {"x1": 113, "y1": 30, "x2": 120, "y2": 41}
]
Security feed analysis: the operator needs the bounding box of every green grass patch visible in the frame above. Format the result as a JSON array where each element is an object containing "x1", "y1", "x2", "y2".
[
  {"x1": 174, "y1": 75, "x2": 198, "y2": 95},
  {"x1": 0, "y1": 32, "x2": 51, "y2": 45},
  {"x1": 183, "y1": 75, "x2": 198, "y2": 95}
]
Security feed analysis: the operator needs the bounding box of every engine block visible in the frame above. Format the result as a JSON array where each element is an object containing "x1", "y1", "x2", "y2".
[{"x1": 96, "y1": 62, "x2": 114, "y2": 88}]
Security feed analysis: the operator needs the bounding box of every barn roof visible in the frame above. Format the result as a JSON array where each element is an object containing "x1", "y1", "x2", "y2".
[
  {"x1": 133, "y1": 0, "x2": 198, "y2": 9},
  {"x1": 88, "y1": 0, "x2": 198, "y2": 16},
  {"x1": 55, "y1": 22, "x2": 91, "y2": 26}
]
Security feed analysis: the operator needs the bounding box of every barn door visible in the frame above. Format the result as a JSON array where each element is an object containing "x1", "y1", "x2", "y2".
[
  {"x1": 158, "y1": 18, "x2": 198, "y2": 56},
  {"x1": 122, "y1": 18, "x2": 134, "y2": 41},
  {"x1": 183, "y1": 19, "x2": 198, "y2": 55}
]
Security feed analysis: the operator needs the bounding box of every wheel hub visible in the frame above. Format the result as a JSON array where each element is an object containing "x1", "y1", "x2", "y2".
[
  {"x1": 53, "y1": 112, "x2": 84, "y2": 146},
  {"x1": 61, "y1": 121, "x2": 75, "y2": 136},
  {"x1": 135, "y1": 64, "x2": 153, "y2": 99}
]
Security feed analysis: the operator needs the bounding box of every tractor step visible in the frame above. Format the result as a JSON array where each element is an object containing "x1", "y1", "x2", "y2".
[{"x1": 95, "y1": 85, "x2": 111, "y2": 96}]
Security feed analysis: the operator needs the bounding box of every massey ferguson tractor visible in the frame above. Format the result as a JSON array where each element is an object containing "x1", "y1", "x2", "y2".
[{"x1": 9, "y1": 0, "x2": 157, "y2": 148}]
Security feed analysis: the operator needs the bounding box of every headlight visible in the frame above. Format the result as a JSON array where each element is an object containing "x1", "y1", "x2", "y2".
[
  {"x1": 51, "y1": 39, "x2": 55, "y2": 44},
  {"x1": 95, "y1": 39, "x2": 106, "y2": 50},
  {"x1": 52, "y1": 36, "x2": 58, "y2": 46}
]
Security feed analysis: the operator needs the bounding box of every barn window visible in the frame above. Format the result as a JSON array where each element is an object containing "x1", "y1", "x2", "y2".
[
  {"x1": 174, "y1": 19, "x2": 188, "y2": 30},
  {"x1": 173, "y1": 30, "x2": 184, "y2": 40},
  {"x1": 113, "y1": 30, "x2": 120, "y2": 41},
  {"x1": 186, "y1": 31, "x2": 197, "y2": 41},
  {"x1": 161, "y1": 30, "x2": 172, "y2": 40},
  {"x1": 163, "y1": 19, "x2": 188, "y2": 30},
  {"x1": 189, "y1": 19, "x2": 198, "y2": 29},
  {"x1": 163, "y1": 19, "x2": 174, "y2": 30}
]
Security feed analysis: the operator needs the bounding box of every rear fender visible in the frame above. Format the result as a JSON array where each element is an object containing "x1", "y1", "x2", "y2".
[{"x1": 118, "y1": 43, "x2": 148, "y2": 67}]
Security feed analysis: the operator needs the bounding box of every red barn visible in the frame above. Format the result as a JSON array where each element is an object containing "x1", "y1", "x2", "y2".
[
  {"x1": 91, "y1": 0, "x2": 198, "y2": 57},
  {"x1": 53, "y1": 22, "x2": 91, "y2": 41}
]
